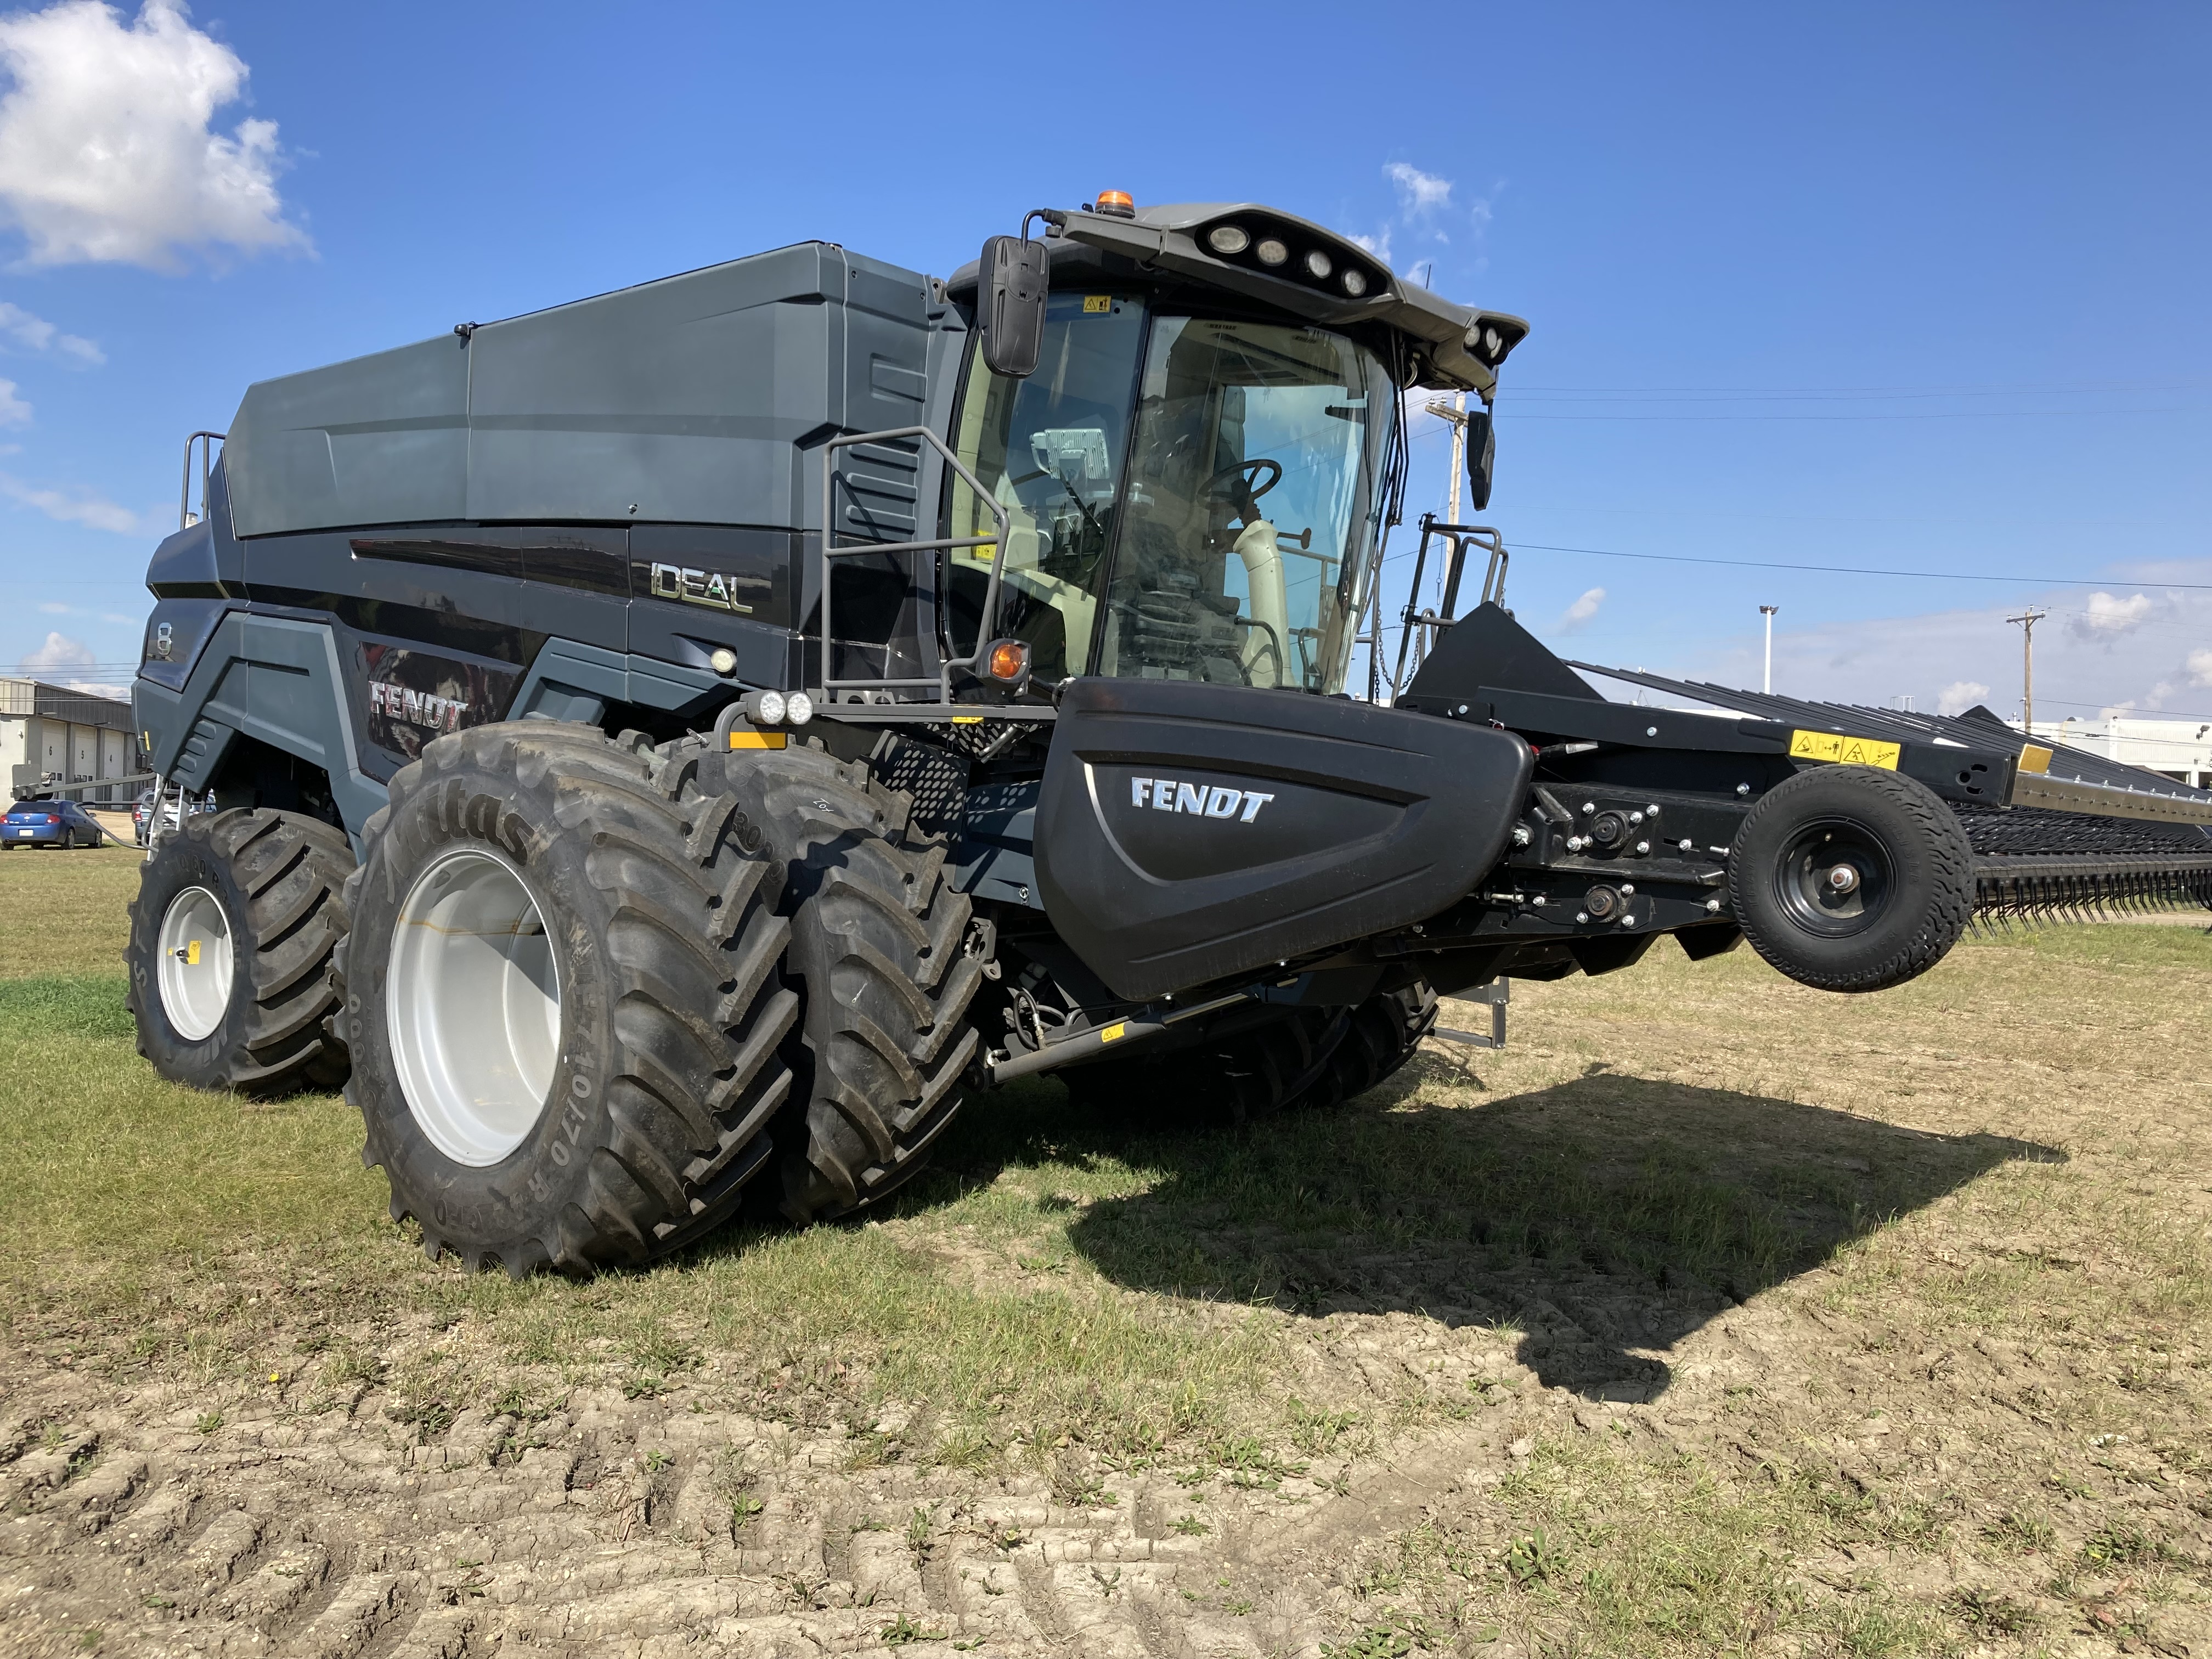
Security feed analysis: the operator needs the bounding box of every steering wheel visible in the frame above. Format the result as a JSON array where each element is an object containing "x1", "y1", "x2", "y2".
[{"x1": 1201, "y1": 457, "x2": 1282, "y2": 521}]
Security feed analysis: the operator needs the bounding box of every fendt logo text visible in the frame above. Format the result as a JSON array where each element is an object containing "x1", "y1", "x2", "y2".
[
  {"x1": 368, "y1": 681, "x2": 470, "y2": 732},
  {"x1": 1130, "y1": 776, "x2": 1276, "y2": 823}
]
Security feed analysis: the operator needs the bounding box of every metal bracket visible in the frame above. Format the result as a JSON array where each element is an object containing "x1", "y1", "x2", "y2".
[
  {"x1": 179, "y1": 431, "x2": 225, "y2": 531},
  {"x1": 1430, "y1": 977, "x2": 1508, "y2": 1049}
]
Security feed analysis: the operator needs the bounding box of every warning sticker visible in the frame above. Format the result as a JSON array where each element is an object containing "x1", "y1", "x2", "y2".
[
  {"x1": 1790, "y1": 729, "x2": 1901, "y2": 770},
  {"x1": 1082, "y1": 295, "x2": 1111, "y2": 313}
]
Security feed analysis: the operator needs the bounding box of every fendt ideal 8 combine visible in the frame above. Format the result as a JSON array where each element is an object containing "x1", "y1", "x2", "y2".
[{"x1": 127, "y1": 192, "x2": 2212, "y2": 1274}]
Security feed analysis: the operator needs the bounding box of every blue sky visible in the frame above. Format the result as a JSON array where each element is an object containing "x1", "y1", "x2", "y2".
[{"x1": 0, "y1": 0, "x2": 2204, "y2": 725}]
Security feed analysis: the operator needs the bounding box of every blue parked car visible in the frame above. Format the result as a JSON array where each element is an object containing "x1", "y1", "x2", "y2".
[{"x1": 3, "y1": 798, "x2": 105, "y2": 849}]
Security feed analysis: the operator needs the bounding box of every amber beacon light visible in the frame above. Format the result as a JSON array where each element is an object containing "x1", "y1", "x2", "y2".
[{"x1": 1093, "y1": 190, "x2": 1136, "y2": 218}]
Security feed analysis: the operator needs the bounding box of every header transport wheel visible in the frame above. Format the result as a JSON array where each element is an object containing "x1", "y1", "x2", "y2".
[
  {"x1": 334, "y1": 724, "x2": 798, "y2": 1274},
  {"x1": 125, "y1": 809, "x2": 354, "y2": 1094},
  {"x1": 1728, "y1": 765, "x2": 1973, "y2": 993}
]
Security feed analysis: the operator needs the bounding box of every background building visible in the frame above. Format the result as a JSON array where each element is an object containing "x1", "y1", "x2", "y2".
[
  {"x1": 2, "y1": 679, "x2": 142, "y2": 802},
  {"x1": 2018, "y1": 715, "x2": 2212, "y2": 790}
]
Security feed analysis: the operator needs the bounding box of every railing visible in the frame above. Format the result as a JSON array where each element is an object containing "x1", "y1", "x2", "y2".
[
  {"x1": 1390, "y1": 516, "x2": 1508, "y2": 697},
  {"x1": 815, "y1": 426, "x2": 1012, "y2": 709},
  {"x1": 179, "y1": 431, "x2": 225, "y2": 531}
]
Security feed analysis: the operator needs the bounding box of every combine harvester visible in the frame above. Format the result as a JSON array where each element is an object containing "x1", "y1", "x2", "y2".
[{"x1": 122, "y1": 190, "x2": 2212, "y2": 1273}]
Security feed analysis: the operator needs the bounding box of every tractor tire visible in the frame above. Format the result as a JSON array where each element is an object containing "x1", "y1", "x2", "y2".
[
  {"x1": 333, "y1": 724, "x2": 798, "y2": 1274},
  {"x1": 1730, "y1": 764, "x2": 1973, "y2": 992},
  {"x1": 654, "y1": 737, "x2": 986, "y2": 1224},
  {"x1": 1065, "y1": 979, "x2": 1438, "y2": 1121},
  {"x1": 126, "y1": 809, "x2": 354, "y2": 1094}
]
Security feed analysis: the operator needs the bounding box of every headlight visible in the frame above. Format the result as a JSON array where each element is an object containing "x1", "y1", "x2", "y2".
[
  {"x1": 754, "y1": 689, "x2": 786, "y2": 725},
  {"x1": 1255, "y1": 237, "x2": 1289, "y2": 267},
  {"x1": 785, "y1": 691, "x2": 814, "y2": 726},
  {"x1": 1340, "y1": 268, "x2": 1368, "y2": 298},
  {"x1": 1206, "y1": 224, "x2": 1250, "y2": 255},
  {"x1": 1304, "y1": 250, "x2": 1332, "y2": 279}
]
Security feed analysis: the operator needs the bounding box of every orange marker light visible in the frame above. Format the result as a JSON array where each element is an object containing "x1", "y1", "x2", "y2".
[
  {"x1": 987, "y1": 639, "x2": 1030, "y2": 682},
  {"x1": 1094, "y1": 190, "x2": 1136, "y2": 219}
]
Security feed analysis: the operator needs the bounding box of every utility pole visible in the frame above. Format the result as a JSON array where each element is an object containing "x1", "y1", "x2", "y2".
[
  {"x1": 2007, "y1": 607, "x2": 2047, "y2": 732},
  {"x1": 1759, "y1": 605, "x2": 1778, "y2": 693},
  {"x1": 1417, "y1": 392, "x2": 1471, "y2": 676}
]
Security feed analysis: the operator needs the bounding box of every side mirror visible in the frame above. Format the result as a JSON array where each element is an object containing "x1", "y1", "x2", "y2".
[
  {"x1": 1465, "y1": 407, "x2": 1495, "y2": 512},
  {"x1": 979, "y1": 234, "x2": 1047, "y2": 378}
]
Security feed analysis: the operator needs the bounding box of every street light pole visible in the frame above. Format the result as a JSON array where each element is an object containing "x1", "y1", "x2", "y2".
[{"x1": 1759, "y1": 605, "x2": 1778, "y2": 694}]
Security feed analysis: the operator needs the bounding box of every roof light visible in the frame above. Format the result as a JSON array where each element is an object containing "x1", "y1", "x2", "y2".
[
  {"x1": 1206, "y1": 223, "x2": 1250, "y2": 255},
  {"x1": 1094, "y1": 190, "x2": 1136, "y2": 219},
  {"x1": 1255, "y1": 237, "x2": 1289, "y2": 267},
  {"x1": 1303, "y1": 250, "x2": 1333, "y2": 280},
  {"x1": 1340, "y1": 268, "x2": 1368, "y2": 297}
]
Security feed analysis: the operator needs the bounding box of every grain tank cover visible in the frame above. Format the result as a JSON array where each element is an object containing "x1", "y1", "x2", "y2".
[{"x1": 222, "y1": 242, "x2": 935, "y2": 538}]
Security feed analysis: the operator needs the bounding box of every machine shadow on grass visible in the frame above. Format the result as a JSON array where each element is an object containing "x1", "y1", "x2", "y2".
[{"x1": 922, "y1": 1054, "x2": 2062, "y2": 1401}]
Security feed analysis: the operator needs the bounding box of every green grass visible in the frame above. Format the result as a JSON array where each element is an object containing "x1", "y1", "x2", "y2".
[{"x1": 4, "y1": 844, "x2": 2208, "y2": 1658}]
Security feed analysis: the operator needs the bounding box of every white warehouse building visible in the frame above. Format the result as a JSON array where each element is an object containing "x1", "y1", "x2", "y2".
[
  {"x1": 2, "y1": 679, "x2": 141, "y2": 803},
  {"x1": 2018, "y1": 715, "x2": 2212, "y2": 790}
]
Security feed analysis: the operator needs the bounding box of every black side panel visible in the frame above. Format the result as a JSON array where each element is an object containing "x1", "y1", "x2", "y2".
[
  {"x1": 1404, "y1": 600, "x2": 1602, "y2": 704},
  {"x1": 1036, "y1": 679, "x2": 1534, "y2": 1000}
]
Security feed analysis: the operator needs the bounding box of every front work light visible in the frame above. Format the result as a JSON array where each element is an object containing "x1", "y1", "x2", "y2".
[
  {"x1": 1206, "y1": 224, "x2": 1250, "y2": 255},
  {"x1": 1255, "y1": 237, "x2": 1289, "y2": 267},
  {"x1": 751, "y1": 689, "x2": 786, "y2": 724},
  {"x1": 1304, "y1": 250, "x2": 1333, "y2": 280},
  {"x1": 1340, "y1": 268, "x2": 1368, "y2": 297},
  {"x1": 785, "y1": 692, "x2": 815, "y2": 726}
]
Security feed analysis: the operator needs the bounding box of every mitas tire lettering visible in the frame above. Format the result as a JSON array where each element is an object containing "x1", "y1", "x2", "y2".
[{"x1": 334, "y1": 721, "x2": 799, "y2": 1274}]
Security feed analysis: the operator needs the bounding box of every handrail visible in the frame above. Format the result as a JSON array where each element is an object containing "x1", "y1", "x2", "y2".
[
  {"x1": 1390, "y1": 517, "x2": 1508, "y2": 698},
  {"x1": 816, "y1": 426, "x2": 1012, "y2": 706},
  {"x1": 179, "y1": 431, "x2": 225, "y2": 531}
]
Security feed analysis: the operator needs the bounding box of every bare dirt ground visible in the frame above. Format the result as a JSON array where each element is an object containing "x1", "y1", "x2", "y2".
[{"x1": 2, "y1": 849, "x2": 2208, "y2": 1657}]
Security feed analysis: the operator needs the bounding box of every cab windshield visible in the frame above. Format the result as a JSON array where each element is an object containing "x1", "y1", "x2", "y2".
[{"x1": 946, "y1": 298, "x2": 1396, "y2": 695}]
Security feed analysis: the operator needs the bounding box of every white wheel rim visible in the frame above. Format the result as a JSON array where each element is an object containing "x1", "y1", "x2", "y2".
[
  {"x1": 387, "y1": 845, "x2": 562, "y2": 1167},
  {"x1": 157, "y1": 885, "x2": 234, "y2": 1041}
]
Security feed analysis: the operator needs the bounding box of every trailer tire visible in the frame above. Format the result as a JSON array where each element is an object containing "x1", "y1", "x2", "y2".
[
  {"x1": 335, "y1": 724, "x2": 797, "y2": 1274},
  {"x1": 1730, "y1": 765, "x2": 1973, "y2": 992},
  {"x1": 652, "y1": 737, "x2": 985, "y2": 1226},
  {"x1": 126, "y1": 808, "x2": 354, "y2": 1094}
]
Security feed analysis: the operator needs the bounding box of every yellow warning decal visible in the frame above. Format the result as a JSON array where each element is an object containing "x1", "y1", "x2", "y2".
[
  {"x1": 2018, "y1": 743, "x2": 2053, "y2": 775},
  {"x1": 186, "y1": 939, "x2": 201, "y2": 966},
  {"x1": 1082, "y1": 295, "x2": 1111, "y2": 313},
  {"x1": 1790, "y1": 729, "x2": 1901, "y2": 770},
  {"x1": 951, "y1": 716, "x2": 984, "y2": 725},
  {"x1": 726, "y1": 731, "x2": 789, "y2": 751},
  {"x1": 1098, "y1": 1021, "x2": 1127, "y2": 1043}
]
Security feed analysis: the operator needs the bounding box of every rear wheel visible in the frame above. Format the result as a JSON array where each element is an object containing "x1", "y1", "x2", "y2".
[
  {"x1": 335, "y1": 724, "x2": 797, "y2": 1273},
  {"x1": 1730, "y1": 765, "x2": 1973, "y2": 992},
  {"x1": 126, "y1": 809, "x2": 354, "y2": 1093}
]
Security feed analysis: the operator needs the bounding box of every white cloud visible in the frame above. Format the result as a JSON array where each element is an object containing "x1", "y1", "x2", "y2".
[
  {"x1": 19, "y1": 627, "x2": 91, "y2": 673},
  {"x1": 0, "y1": 297, "x2": 97, "y2": 360},
  {"x1": 0, "y1": 376, "x2": 26, "y2": 424},
  {"x1": 0, "y1": 472, "x2": 140, "y2": 531},
  {"x1": 1385, "y1": 162, "x2": 1454, "y2": 217},
  {"x1": 0, "y1": 0, "x2": 308, "y2": 270},
  {"x1": 1937, "y1": 680, "x2": 1991, "y2": 716},
  {"x1": 37, "y1": 599, "x2": 67, "y2": 612},
  {"x1": 2188, "y1": 648, "x2": 2212, "y2": 689},
  {"x1": 1349, "y1": 229, "x2": 1392, "y2": 267},
  {"x1": 1559, "y1": 587, "x2": 1605, "y2": 631},
  {"x1": 2072, "y1": 590, "x2": 2154, "y2": 640}
]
